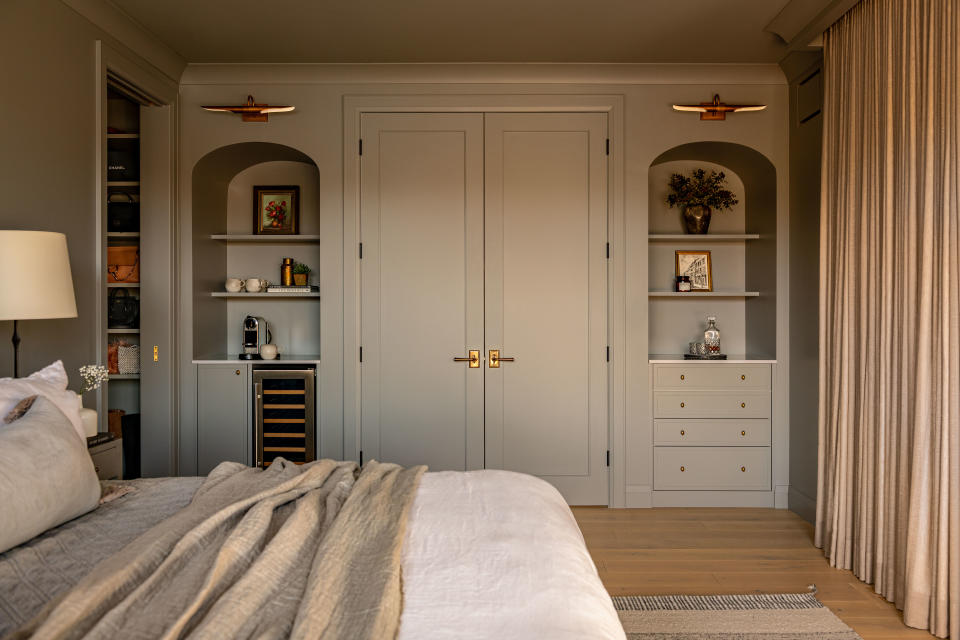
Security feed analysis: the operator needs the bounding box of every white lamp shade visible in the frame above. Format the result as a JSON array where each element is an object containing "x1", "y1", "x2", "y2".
[{"x1": 0, "y1": 231, "x2": 78, "y2": 321}]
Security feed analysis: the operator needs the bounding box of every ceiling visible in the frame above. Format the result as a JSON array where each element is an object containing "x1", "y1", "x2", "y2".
[{"x1": 107, "y1": 0, "x2": 795, "y2": 64}]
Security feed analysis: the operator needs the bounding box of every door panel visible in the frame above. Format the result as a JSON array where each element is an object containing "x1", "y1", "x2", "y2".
[
  {"x1": 359, "y1": 114, "x2": 484, "y2": 471},
  {"x1": 484, "y1": 113, "x2": 609, "y2": 504},
  {"x1": 197, "y1": 364, "x2": 249, "y2": 475}
]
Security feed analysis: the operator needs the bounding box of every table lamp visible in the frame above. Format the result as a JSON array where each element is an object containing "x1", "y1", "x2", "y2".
[{"x1": 0, "y1": 231, "x2": 78, "y2": 377}]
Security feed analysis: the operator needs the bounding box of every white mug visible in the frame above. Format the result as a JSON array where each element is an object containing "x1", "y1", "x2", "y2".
[
  {"x1": 225, "y1": 278, "x2": 244, "y2": 292},
  {"x1": 244, "y1": 278, "x2": 264, "y2": 293},
  {"x1": 259, "y1": 343, "x2": 278, "y2": 360}
]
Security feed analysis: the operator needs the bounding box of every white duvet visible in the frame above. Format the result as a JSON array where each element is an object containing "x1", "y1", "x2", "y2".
[{"x1": 398, "y1": 470, "x2": 626, "y2": 640}]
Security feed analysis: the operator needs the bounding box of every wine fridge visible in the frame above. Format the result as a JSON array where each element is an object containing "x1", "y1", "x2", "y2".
[{"x1": 253, "y1": 366, "x2": 316, "y2": 468}]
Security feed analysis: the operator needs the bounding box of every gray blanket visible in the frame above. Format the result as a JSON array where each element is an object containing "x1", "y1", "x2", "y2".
[{"x1": 7, "y1": 458, "x2": 425, "y2": 640}]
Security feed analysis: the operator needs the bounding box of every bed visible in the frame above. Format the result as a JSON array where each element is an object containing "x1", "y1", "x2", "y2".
[{"x1": 0, "y1": 467, "x2": 624, "y2": 639}]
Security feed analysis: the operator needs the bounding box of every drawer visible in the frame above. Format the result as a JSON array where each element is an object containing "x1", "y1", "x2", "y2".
[
  {"x1": 654, "y1": 419, "x2": 770, "y2": 446},
  {"x1": 653, "y1": 391, "x2": 770, "y2": 418},
  {"x1": 89, "y1": 441, "x2": 122, "y2": 481},
  {"x1": 655, "y1": 446, "x2": 771, "y2": 490},
  {"x1": 653, "y1": 364, "x2": 771, "y2": 390}
]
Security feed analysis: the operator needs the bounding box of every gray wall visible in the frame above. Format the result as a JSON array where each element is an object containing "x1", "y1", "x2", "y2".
[
  {"x1": 785, "y1": 53, "x2": 823, "y2": 523},
  {"x1": 0, "y1": 1, "x2": 181, "y2": 396}
]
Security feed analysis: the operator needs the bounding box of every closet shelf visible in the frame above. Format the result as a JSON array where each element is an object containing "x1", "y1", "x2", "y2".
[
  {"x1": 107, "y1": 133, "x2": 139, "y2": 139},
  {"x1": 108, "y1": 328, "x2": 140, "y2": 334},
  {"x1": 210, "y1": 234, "x2": 321, "y2": 243},
  {"x1": 649, "y1": 291, "x2": 760, "y2": 298},
  {"x1": 107, "y1": 232, "x2": 140, "y2": 238},
  {"x1": 107, "y1": 181, "x2": 140, "y2": 187},
  {"x1": 107, "y1": 283, "x2": 140, "y2": 288},
  {"x1": 648, "y1": 234, "x2": 760, "y2": 242},
  {"x1": 108, "y1": 374, "x2": 140, "y2": 380},
  {"x1": 210, "y1": 292, "x2": 321, "y2": 299}
]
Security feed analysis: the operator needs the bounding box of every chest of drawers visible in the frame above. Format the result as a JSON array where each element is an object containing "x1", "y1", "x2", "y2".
[{"x1": 652, "y1": 363, "x2": 772, "y2": 497}]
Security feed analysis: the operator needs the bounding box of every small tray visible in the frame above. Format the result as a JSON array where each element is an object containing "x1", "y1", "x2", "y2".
[{"x1": 684, "y1": 353, "x2": 728, "y2": 360}]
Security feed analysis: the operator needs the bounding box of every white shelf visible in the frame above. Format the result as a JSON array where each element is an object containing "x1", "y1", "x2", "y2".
[
  {"x1": 649, "y1": 291, "x2": 760, "y2": 298},
  {"x1": 648, "y1": 234, "x2": 760, "y2": 242},
  {"x1": 649, "y1": 354, "x2": 776, "y2": 363},
  {"x1": 210, "y1": 292, "x2": 321, "y2": 298},
  {"x1": 107, "y1": 232, "x2": 140, "y2": 238},
  {"x1": 210, "y1": 234, "x2": 321, "y2": 243},
  {"x1": 107, "y1": 133, "x2": 139, "y2": 139},
  {"x1": 108, "y1": 328, "x2": 140, "y2": 334},
  {"x1": 107, "y1": 282, "x2": 140, "y2": 288},
  {"x1": 109, "y1": 374, "x2": 140, "y2": 380},
  {"x1": 107, "y1": 181, "x2": 140, "y2": 187}
]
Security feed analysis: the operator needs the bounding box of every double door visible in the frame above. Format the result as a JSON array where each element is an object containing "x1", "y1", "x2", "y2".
[{"x1": 359, "y1": 112, "x2": 608, "y2": 504}]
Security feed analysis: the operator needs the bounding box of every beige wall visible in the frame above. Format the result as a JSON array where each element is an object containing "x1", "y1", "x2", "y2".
[
  {"x1": 0, "y1": 0, "x2": 181, "y2": 396},
  {"x1": 175, "y1": 65, "x2": 790, "y2": 504}
]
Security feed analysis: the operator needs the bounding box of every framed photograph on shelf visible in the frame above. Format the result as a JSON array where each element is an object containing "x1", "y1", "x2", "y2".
[
  {"x1": 253, "y1": 185, "x2": 299, "y2": 235},
  {"x1": 675, "y1": 250, "x2": 713, "y2": 291}
]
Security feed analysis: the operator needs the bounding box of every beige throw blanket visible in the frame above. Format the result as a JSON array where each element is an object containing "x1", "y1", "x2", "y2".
[{"x1": 10, "y1": 458, "x2": 426, "y2": 640}]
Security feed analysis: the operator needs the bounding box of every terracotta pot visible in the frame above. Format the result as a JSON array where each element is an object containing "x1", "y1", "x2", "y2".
[
  {"x1": 293, "y1": 273, "x2": 308, "y2": 286},
  {"x1": 682, "y1": 205, "x2": 712, "y2": 234}
]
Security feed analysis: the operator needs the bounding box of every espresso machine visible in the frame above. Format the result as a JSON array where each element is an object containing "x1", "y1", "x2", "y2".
[{"x1": 240, "y1": 315, "x2": 271, "y2": 360}]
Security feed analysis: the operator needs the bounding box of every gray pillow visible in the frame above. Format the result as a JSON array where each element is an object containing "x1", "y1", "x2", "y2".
[{"x1": 0, "y1": 396, "x2": 101, "y2": 554}]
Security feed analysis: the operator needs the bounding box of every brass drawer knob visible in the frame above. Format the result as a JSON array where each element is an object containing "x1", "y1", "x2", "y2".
[
  {"x1": 235, "y1": 369, "x2": 242, "y2": 375},
  {"x1": 680, "y1": 429, "x2": 685, "y2": 436},
  {"x1": 680, "y1": 466, "x2": 685, "y2": 472},
  {"x1": 680, "y1": 374, "x2": 685, "y2": 380},
  {"x1": 741, "y1": 402, "x2": 746, "y2": 408},
  {"x1": 741, "y1": 430, "x2": 746, "y2": 436},
  {"x1": 741, "y1": 466, "x2": 747, "y2": 472},
  {"x1": 680, "y1": 402, "x2": 685, "y2": 408},
  {"x1": 741, "y1": 374, "x2": 746, "y2": 380}
]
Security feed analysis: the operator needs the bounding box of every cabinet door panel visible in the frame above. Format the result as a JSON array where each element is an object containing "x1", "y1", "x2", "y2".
[
  {"x1": 655, "y1": 446, "x2": 771, "y2": 490},
  {"x1": 653, "y1": 390, "x2": 771, "y2": 418},
  {"x1": 197, "y1": 365, "x2": 248, "y2": 475},
  {"x1": 653, "y1": 364, "x2": 771, "y2": 390}
]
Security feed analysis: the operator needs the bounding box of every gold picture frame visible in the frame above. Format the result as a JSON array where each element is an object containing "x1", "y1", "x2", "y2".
[
  {"x1": 253, "y1": 185, "x2": 300, "y2": 235},
  {"x1": 675, "y1": 250, "x2": 713, "y2": 291}
]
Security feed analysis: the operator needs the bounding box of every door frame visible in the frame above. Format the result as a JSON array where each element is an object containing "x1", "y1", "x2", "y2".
[{"x1": 342, "y1": 94, "x2": 626, "y2": 507}]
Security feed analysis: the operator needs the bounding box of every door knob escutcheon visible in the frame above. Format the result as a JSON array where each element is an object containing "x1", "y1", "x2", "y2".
[{"x1": 488, "y1": 349, "x2": 515, "y2": 368}]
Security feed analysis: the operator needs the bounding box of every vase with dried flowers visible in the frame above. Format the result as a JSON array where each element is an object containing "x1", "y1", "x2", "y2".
[{"x1": 666, "y1": 168, "x2": 739, "y2": 234}]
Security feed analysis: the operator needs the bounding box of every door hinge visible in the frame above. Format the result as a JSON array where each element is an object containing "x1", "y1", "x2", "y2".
[
  {"x1": 606, "y1": 242, "x2": 610, "y2": 259},
  {"x1": 359, "y1": 346, "x2": 363, "y2": 362},
  {"x1": 606, "y1": 346, "x2": 610, "y2": 362},
  {"x1": 359, "y1": 450, "x2": 363, "y2": 465},
  {"x1": 359, "y1": 242, "x2": 363, "y2": 259},
  {"x1": 359, "y1": 139, "x2": 363, "y2": 155},
  {"x1": 605, "y1": 139, "x2": 610, "y2": 155},
  {"x1": 606, "y1": 450, "x2": 610, "y2": 467}
]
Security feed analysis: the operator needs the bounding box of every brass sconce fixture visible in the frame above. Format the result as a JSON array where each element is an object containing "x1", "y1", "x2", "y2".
[
  {"x1": 201, "y1": 95, "x2": 295, "y2": 122},
  {"x1": 672, "y1": 94, "x2": 767, "y2": 121}
]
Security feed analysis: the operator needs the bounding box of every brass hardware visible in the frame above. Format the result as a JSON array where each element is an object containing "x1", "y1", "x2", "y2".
[
  {"x1": 741, "y1": 430, "x2": 746, "y2": 436},
  {"x1": 680, "y1": 402, "x2": 685, "y2": 408},
  {"x1": 680, "y1": 374, "x2": 685, "y2": 380},
  {"x1": 202, "y1": 94, "x2": 295, "y2": 122},
  {"x1": 453, "y1": 350, "x2": 481, "y2": 368},
  {"x1": 153, "y1": 346, "x2": 159, "y2": 362},
  {"x1": 741, "y1": 402, "x2": 746, "y2": 408},
  {"x1": 488, "y1": 349, "x2": 516, "y2": 368},
  {"x1": 680, "y1": 466, "x2": 685, "y2": 472},
  {"x1": 235, "y1": 369, "x2": 241, "y2": 375},
  {"x1": 680, "y1": 430, "x2": 685, "y2": 436},
  {"x1": 741, "y1": 466, "x2": 746, "y2": 472},
  {"x1": 741, "y1": 374, "x2": 746, "y2": 380}
]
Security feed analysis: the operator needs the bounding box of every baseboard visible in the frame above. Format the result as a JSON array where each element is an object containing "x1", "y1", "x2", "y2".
[
  {"x1": 775, "y1": 484, "x2": 789, "y2": 509},
  {"x1": 652, "y1": 490, "x2": 775, "y2": 508},
  {"x1": 788, "y1": 487, "x2": 817, "y2": 524},
  {"x1": 625, "y1": 485, "x2": 652, "y2": 508}
]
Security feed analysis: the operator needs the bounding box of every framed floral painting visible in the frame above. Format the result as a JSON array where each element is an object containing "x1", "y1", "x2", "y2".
[{"x1": 253, "y1": 186, "x2": 299, "y2": 235}]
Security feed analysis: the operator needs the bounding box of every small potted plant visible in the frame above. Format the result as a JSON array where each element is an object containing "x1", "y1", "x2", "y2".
[
  {"x1": 666, "y1": 168, "x2": 739, "y2": 234},
  {"x1": 293, "y1": 262, "x2": 310, "y2": 286}
]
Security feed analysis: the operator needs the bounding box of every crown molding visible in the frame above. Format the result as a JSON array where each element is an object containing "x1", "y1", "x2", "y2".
[{"x1": 180, "y1": 63, "x2": 787, "y2": 86}]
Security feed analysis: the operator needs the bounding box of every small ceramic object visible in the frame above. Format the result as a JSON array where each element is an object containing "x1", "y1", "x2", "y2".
[
  {"x1": 259, "y1": 343, "x2": 278, "y2": 360},
  {"x1": 225, "y1": 278, "x2": 244, "y2": 292},
  {"x1": 244, "y1": 278, "x2": 264, "y2": 293}
]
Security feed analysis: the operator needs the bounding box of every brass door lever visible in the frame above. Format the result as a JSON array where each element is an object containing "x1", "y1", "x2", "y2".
[
  {"x1": 453, "y1": 350, "x2": 481, "y2": 368},
  {"x1": 488, "y1": 349, "x2": 515, "y2": 368}
]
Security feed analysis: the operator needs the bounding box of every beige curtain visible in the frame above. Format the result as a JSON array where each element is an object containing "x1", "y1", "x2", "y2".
[{"x1": 816, "y1": 0, "x2": 960, "y2": 637}]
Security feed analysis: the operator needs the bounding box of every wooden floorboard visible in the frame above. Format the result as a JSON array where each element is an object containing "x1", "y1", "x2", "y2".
[{"x1": 572, "y1": 507, "x2": 936, "y2": 640}]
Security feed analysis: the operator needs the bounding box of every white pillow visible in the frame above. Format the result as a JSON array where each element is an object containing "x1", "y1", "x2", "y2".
[
  {"x1": 0, "y1": 396, "x2": 101, "y2": 554},
  {"x1": 0, "y1": 361, "x2": 83, "y2": 441}
]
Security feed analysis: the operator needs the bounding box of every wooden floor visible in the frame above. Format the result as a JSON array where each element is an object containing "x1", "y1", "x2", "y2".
[{"x1": 572, "y1": 507, "x2": 935, "y2": 640}]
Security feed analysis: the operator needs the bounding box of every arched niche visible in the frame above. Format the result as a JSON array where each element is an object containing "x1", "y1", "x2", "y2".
[
  {"x1": 647, "y1": 142, "x2": 777, "y2": 359},
  {"x1": 191, "y1": 142, "x2": 321, "y2": 359}
]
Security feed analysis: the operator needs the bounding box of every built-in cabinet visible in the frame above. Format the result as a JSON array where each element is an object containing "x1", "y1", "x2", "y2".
[{"x1": 197, "y1": 364, "x2": 249, "y2": 475}]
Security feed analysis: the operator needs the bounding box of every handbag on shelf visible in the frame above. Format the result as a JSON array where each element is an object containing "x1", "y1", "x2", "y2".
[
  {"x1": 107, "y1": 245, "x2": 140, "y2": 283},
  {"x1": 118, "y1": 344, "x2": 140, "y2": 375},
  {"x1": 107, "y1": 342, "x2": 119, "y2": 374},
  {"x1": 107, "y1": 193, "x2": 139, "y2": 232},
  {"x1": 107, "y1": 148, "x2": 138, "y2": 181},
  {"x1": 108, "y1": 288, "x2": 139, "y2": 329}
]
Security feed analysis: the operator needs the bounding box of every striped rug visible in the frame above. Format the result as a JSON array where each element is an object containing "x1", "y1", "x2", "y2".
[{"x1": 613, "y1": 591, "x2": 863, "y2": 639}]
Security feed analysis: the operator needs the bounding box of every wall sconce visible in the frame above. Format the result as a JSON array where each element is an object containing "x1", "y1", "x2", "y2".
[
  {"x1": 202, "y1": 95, "x2": 295, "y2": 122},
  {"x1": 672, "y1": 94, "x2": 767, "y2": 121}
]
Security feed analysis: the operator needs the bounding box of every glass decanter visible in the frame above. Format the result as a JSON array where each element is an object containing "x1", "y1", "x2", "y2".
[{"x1": 704, "y1": 316, "x2": 721, "y2": 355}]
